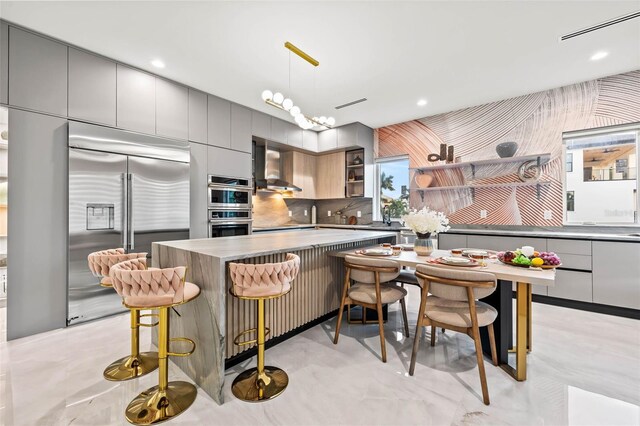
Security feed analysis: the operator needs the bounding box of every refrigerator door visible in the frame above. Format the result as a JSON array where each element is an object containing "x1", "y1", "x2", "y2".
[
  {"x1": 68, "y1": 148, "x2": 128, "y2": 325},
  {"x1": 128, "y1": 156, "x2": 189, "y2": 257}
]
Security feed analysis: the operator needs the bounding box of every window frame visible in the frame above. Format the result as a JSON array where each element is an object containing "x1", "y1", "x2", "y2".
[{"x1": 373, "y1": 155, "x2": 410, "y2": 222}]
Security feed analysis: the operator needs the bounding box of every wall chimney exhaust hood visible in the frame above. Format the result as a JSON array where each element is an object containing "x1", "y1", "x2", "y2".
[{"x1": 254, "y1": 143, "x2": 302, "y2": 193}]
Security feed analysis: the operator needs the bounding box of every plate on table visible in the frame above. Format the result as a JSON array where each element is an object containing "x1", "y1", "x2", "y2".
[
  {"x1": 357, "y1": 248, "x2": 394, "y2": 257},
  {"x1": 435, "y1": 256, "x2": 479, "y2": 267}
]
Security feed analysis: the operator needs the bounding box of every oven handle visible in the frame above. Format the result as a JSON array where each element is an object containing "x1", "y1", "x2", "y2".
[
  {"x1": 209, "y1": 219, "x2": 254, "y2": 224},
  {"x1": 207, "y1": 184, "x2": 252, "y2": 191}
]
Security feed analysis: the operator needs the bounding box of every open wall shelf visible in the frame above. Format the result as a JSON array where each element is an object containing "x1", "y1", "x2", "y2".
[
  {"x1": 411, "y1": 153, "x2": 551, "y2": 179},
  {"x1": 412, "y1": 180, "x2": 552, "y2": 201}
]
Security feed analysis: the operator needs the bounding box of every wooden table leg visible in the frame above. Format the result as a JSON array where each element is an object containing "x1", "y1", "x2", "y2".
[{"x1": 527, "y1": 284, "x2": 532, "y2": 353}]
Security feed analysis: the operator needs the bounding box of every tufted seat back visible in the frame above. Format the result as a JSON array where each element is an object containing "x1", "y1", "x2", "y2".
[
  {"x1": 229, "y1": 253, "x2": 300, "y2": 298},
  {"x1": 88, "y1": 248, "x2": 148, "y2": 286},
  {"x1": 110, "y1": 259, "x2": 200, "y2": 308}
]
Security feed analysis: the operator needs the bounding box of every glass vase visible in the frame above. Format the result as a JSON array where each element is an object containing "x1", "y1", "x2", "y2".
[{"x1": 414, "y1": 232, "x2": 434, "y2": 256}]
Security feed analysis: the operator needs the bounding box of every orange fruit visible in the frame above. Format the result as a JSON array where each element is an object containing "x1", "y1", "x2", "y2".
[
  {"x1": 533, "y1": 251, "x2": 540, "y2": 257},
  {"x1": 531, "y1": 258, "x2": 544, "y2": 267}
]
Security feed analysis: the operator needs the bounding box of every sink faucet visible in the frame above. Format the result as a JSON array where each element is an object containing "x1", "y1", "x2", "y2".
[{"x1": 383, "y1": 205, "x2": 392, "y2": 226}]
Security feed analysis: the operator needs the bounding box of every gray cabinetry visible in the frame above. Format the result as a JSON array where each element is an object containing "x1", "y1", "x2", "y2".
[
  {"x1": 466, "y1": 235, "x2": 547, "y2": 253},
  {"x1": 337, "y1": 123, "x2": 357, "y2": 148},
  {"x1": 155, "y1": 78, "x2": 188, "y2": 140},
  {"x1": 548, "y1": 270, "x2": 592, "y2": 302},
  {"x1": 593, "y1": 241, "x2": 640, "y2": 309},
  {"x1": 271, "y1": 117, "x2": 287, "y2": 144},
  {"x1": 9, "y1": 27, "x2": 68, "y2": 116},
  {"x1": 190, "y1": 142, "x2": 208, "y2": 239},
  {"x1": 302, "y1": 130, "x2": 318, "y2": 151},
  {"x1": 116, "y1": 65, "x2": 155, "y2": 134},
  {"x1": 438, "y1": 233, "x2": 468, "y2": 250},
  {"x1": 251, "y1": 110, "x2": 271, "y2": 140},
  {"x1": 318, "y1": 128, "x2": 338, "y2": 151},
  {"x1": 0, "y1": 21, "x2": 8, "y2": 105},
  {"x1": 230, "y1": 104, "x2": 252, "y2": 153},
  {"x1": 356, "y1": 124, "x2": 374, "y2": 149},
  {"x1": 286, "y1": 122, "x2": 303, "y2": 148},
  {"x1": 207, "y1": 95, "x2": 231, "y2": 148},
  {"x1": 68, "y1": 48, "x2": 116, "y2": 126},
  {"x1": 207, "y1": 145, "x2": 251, "y2": 178},
  {"x1": 188, "y1": 89, "x2": 207, "y2": 143}
]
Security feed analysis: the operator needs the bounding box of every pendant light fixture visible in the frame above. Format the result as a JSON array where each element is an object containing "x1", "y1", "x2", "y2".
[{"x1": 261, "y1": 42, "x2": 335, "y2": 130}]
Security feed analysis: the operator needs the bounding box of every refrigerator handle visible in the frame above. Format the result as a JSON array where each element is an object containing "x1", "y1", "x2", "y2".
[
  {"x1": 122, "y1": 173, "x2": 128, "y2": 250},
  {"x1": 128, "y1": 173, "x2": 134, "y2": 251}
]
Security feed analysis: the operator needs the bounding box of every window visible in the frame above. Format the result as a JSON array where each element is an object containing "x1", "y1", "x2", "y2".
[
  {"x1": 374, "y1": 156, "x2": 409, "y2": 220},
  {"x1": 564, "y1": 123, "x2": 639, "y2": 224},
  {"x1": 566, "y1": 152, "x2": 573, "y2": 172}
]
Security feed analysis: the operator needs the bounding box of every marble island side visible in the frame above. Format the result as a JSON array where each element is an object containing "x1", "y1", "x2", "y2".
[{"x1": 152, "y1": 229, "x2": 396, "y2": 404}]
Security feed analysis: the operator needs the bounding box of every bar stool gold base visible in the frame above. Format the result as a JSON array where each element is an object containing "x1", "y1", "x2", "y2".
[
  {"x1": 125, "y1": 381, "x2": 197, "y2": 425},
  {"x1": 103, "y1": 352, "x2": 159, "y2": 381},
  {"x1": 231, "y1": 366, "x2": 289, "y2": 402}
]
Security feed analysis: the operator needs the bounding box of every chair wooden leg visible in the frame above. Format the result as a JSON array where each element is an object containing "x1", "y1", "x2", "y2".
[
  {"x1": 442, "y1": 328, "x2": 446, "y2": 333},
  {"x1": 400, "y1": 297, "x2": 409, "y2": 338},
  {"x1": 374, "y1": 273, "x2": 387, "y2": 363},
  {"x1": 430, "y1": 325, "x2": 436, "y2": 347},
  {"x1": 333, "y1": 269, "x2": 351, "y2": 345},
  {"x1": 467, "y1": 288, "x2": 490, "y2": 405},
  {"x1": 487, "y1": 323, "x2": 498, "y2": 366},
  {"x1": 409, "y1": 281, "x2": 430, "y2": 376}
]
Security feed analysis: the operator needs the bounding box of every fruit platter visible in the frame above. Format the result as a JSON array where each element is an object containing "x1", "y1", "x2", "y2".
[{"x1": 497, "y1": 248, "x2": 562, "y2": 269}]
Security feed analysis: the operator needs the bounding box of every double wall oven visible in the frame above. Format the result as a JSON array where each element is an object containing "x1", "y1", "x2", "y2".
[{"x1": 208, "y1": 175, "x2": 253, "y2": 237}]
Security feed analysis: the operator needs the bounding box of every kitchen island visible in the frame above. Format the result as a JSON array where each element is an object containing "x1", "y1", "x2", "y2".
[{"x1": 152, "y1": 229, "x2": 396, "y2": 404}]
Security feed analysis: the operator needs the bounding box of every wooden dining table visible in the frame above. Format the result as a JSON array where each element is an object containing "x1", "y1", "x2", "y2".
[{"x1": 331, "y1": 247, "x2": 557, "y2": 382}]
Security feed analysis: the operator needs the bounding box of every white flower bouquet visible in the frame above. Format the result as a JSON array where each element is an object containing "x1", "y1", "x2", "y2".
[{"x1": 401, "y1": 207, "x2": 450, "y2": 237}]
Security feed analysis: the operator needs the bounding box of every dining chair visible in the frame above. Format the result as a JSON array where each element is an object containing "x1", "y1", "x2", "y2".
[
  {"x1": 409, "y1": 264, "x2": 498, "y2": 405},
  {"x1": 334, "y1": 255, "x2": 409, "y2": 362}
]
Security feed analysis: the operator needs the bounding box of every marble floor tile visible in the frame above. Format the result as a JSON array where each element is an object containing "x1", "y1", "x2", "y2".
[{"x1": 0, "y1": 285, "x2": 639, "y2": 425}]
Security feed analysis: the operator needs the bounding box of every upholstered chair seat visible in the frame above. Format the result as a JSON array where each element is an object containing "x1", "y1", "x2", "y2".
[
  {"x1": 229, "y1": 253, "x2": 300, "y2": 298},
  {"x1": 425, "y1": 297, "x2": 498, "y2": 328},
  {"x1": 349, "y1": 283, "x2": 407, "y2": 305},
  {"x1": 87, "y1": 248, "x2": 148, "y2": 287}
]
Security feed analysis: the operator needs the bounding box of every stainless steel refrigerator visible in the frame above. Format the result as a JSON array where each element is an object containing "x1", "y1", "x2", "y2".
[{"x1": 68, "y1": 122, "x2": 190, "y2": 325}]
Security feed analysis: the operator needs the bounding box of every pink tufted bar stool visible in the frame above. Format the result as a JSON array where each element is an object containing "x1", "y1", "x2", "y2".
[
  {"x1": 228, "y1": 253, "x2": 300, "y2": 402},
  {"x1": 110, "y1": 259, "x2": 201, "y2": 425},
  {"x1": 87, "y1": 249, "x2": 159, "y2": 381}
]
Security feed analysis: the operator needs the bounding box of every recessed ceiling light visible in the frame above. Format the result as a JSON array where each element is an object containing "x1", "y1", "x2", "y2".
[
  {"x1": 151, "y1": 59, "x2": 166, "y2": 68},
  {"x1": 590, "y1": 51, "x2": 608, "y2": 61},
  {"x1": 417, "y1": 99, "x2": 428, "y2": 107}
]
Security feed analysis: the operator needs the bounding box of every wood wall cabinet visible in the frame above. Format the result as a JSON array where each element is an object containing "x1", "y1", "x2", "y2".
[
  {"x1": 593, "y1": 241, "x2": 640, "y2": 309},
  {"x1": 9, "y1": 27, "x2": 68, "y2": 116},
  {"x1": 68, "y1": 48, "x2": 117, "y2": 126},
  {"x1": 207, "y1": 145, "x2": 252, "y2": 178},
  {"x1": 155, "y1": 78, "x2": 188, "y2": 140},
  {"x1": 116, "y1": 65, "x2": 156, "y2": 135},
  {"x1": 282, "y1": 151, "x2": 316, "y2": 199},
  {"x1": 230, "y1": 104, "x2": 252, "y2": 153},
  {"x1": 190, "y1": 142, "x2": 208, "y2": 239},
  {"x1": 207, "y1": 95, "x2": 231, "y2": 148},
  {"x1": 188, "y1": 89, "x2": 207, "y2": 143},
  {"x1": 316, "y1": 151, "x2": 345, "y2": 199}
]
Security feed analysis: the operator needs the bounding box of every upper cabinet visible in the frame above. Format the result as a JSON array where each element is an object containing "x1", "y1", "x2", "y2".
[
  {"x1": 286, "y1": 122, "x2": 303, "y2": 148},
  {"x1": 207, "y1": 95, "x2": 231, "y2": 148},
  {"x1": 337, "y1": 124, "x2": 358, "y2": 148},
  {"x1": 316, "y1": 151, "x2": 346, "y2": 199},
  {"x1": 188, "y1": 89, "x2": 207, "y2": 143},
  {"x1": 302, "y1": 130, "x2": 318, "y2": 151},
  {"x1": 68, "y1": 48, "x2": 116, "y2": 126},
  {"x1": 271, "y1": 117, "x2": 287, "y2": 144},
  {"x1": 252, "y1": 110, "x2": 271, "y2": 140},
  {"x1": 0, "y1": 22, "x2": 8, "y2": 105},
  {"x1": 155, "y1": 78, "x2": 188, "y2": 140},
  {"x1": 207, "y1": 145, "x2": 252, "y2": 178},
  {"x1": 230, "y1": 104, "x2": 252, "y2": 153},
  {"x1": 9, "y1": 27, "x2": 67, "y2": 116},
  {"x1": 116, "y1": 65, "x2": 155, "y2": 135},
  {"x1": 318, "y1": 128, "x2": 338, "y2": 151}
]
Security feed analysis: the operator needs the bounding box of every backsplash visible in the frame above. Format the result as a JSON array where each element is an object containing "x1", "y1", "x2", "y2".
[{"x1": 252, "y1": 194, "x2": 373, "y2": 227}]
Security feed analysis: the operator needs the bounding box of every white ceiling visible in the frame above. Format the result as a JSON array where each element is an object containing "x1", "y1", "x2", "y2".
[{"x1": 1, "y1": 1, "x2": 639, "y2": 129}]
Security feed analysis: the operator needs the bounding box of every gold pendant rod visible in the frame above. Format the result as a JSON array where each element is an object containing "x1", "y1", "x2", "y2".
[{"x1": 284, "y1": 41, "x2": 319, "y2": 67}]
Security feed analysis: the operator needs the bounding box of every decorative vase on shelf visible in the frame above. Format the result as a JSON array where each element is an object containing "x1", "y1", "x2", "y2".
[
  {"x1": 496, "y1": 141, "x2": 518, "y2": 158},
  {"x1": 414, "y1": 232, "x2": 434, "y2": 256}
]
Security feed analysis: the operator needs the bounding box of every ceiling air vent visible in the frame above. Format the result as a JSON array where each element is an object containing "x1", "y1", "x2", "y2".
[
  {"x1": 560, "y1": 11, "x2": 640, "y2": 41},
  {"x1": 335, "y1": 98, "x2": 368, "y2": 110}
]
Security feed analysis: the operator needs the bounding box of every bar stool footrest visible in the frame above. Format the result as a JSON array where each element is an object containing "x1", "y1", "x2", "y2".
[
  {"x1": 167, "y1": 337, "x2": 196, "y2": 357},
  {"x1": 233, "y1": 327, "x2": 270, "y2": 347},
  {"x1": 138, "y1": 312, "x2": 160, "y2": 328}
]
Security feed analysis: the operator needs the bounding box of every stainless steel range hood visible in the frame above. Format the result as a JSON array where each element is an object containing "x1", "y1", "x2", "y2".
[{"x1": 254, "y1": 144, "x2": 302, "y2": 192}]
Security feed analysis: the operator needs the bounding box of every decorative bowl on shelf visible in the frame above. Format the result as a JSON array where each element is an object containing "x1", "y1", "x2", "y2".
[
  {"x1": 495, "y1": 142, "x2": 518, "y2": 158},
  {"x1": 415, "y1": 174, "x2": 433, "y2": 188}
]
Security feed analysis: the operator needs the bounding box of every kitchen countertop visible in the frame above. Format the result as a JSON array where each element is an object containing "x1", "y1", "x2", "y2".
[
  {"x1": 154, "y1": 229, "x2": 398, "y2": 261},
  {"x1": 445, "y1": 228, "x2": 640, "y2": 243},
  {"x1": 253, "y1": 224, "x2": 409, "y2": 232}
]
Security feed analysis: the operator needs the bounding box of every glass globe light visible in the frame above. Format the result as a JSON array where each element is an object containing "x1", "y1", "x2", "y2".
[
  {"x1": 261, "y1": 90, "x2": 273, "y2": 101},
  {"x1": 290, "y1": 106, "x2": 301, "y2": 116},
  {"x1": 319, "y1": 116, "x2": 327, "y2": 124},
  {"x1": 282, "y1": 98, "x2": 293, "y2": 111},
  {"x1": 326, "y1": 117, "x2": 336, "y2": 126},
  {"x1": 273, "y1": 92, "x2": 284, "y2": 104}
]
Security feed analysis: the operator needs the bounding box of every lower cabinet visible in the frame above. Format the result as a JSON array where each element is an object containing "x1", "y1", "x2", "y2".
[
  {"x1": 592, "y1": 241, "x2": 640, "y2": 310},
  {"x1": 438, "y1": 233, "x2": 467, "y2": 250},
  {"x1": 207, "y1": 145, "x2": 251, "y2": 179},
  {"x1": 548, "y1": 270, "x2": 592, "y2": 302}
]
